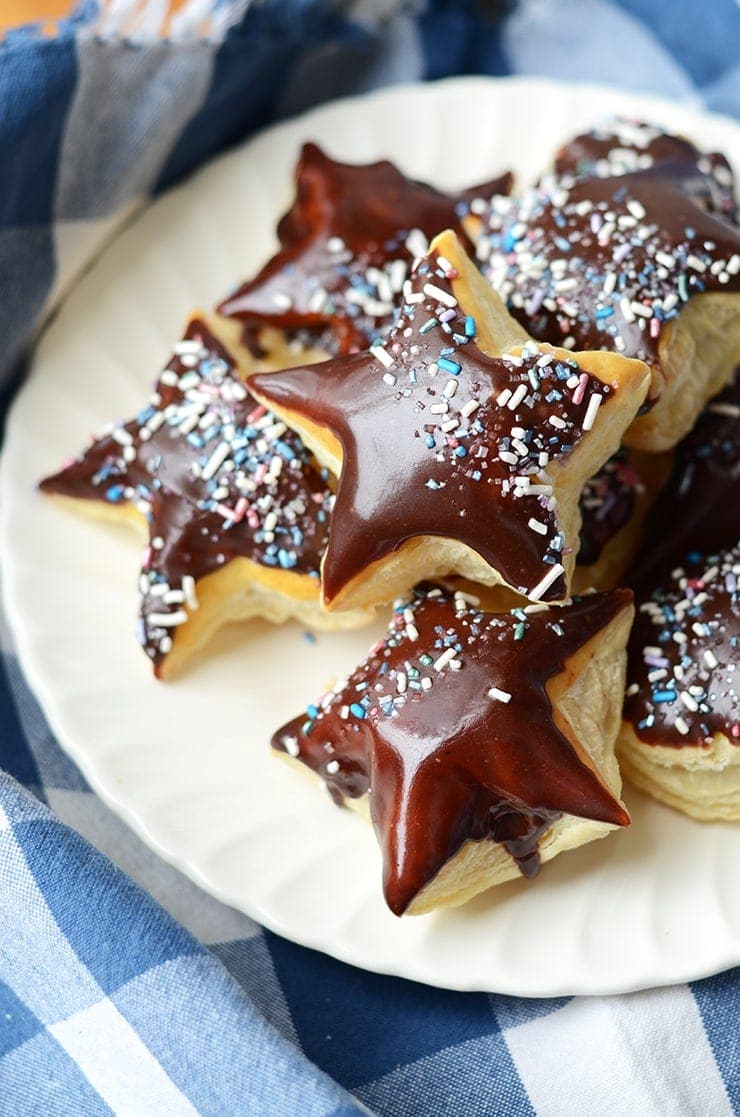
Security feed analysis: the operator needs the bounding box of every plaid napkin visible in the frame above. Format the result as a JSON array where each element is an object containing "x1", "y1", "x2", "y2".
[{"x1": 1, "y1": 2, "x2": 739, "y2": 1113}]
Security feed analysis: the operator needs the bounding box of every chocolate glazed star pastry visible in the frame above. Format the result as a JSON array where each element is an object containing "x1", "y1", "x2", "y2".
[
  {"x1": 619, "y1": 546, "x2": 740, "y2": 820},
  {"x1": 273, "y1": 583, "x2": 633, "y2": 915},
  {"x1": 248, "y1": 229, "x2": 649, "y2": 612},
  {"x1": 40, "y1": 315, "x2": 372, "y2": 679},
  {"x1": 217, "y1": 142, "x2": 512, "y2": 362},
  {"x1": 471, "y1": 144, "x2": 740, "y2": 451},
  {"x1": 552, "y1": 117, "x2": 737, "y2": 220}
]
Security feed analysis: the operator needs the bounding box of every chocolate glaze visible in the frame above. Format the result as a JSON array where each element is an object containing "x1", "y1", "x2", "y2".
[
  {"x1": 249, "y1": 251, "x2": 622, "y2": 605},
  {"x1": 624, "y1": 545, "x2": 740, "y2": 748},
  {"x1": 553, "y1": 118, "x2": 737, "y2": 220},
  {"x1": 273, "y1": 583, "x2": 631, "y2": 915},
  {"x1": 218, "y1": 142, "x2": 512, "y2": 356},
  {"x1": 40, "y1": 319, "x2": 333, "y2": 673},
  {"x1": 477, "y1": 165, "x2": 740, "y2": 380},
  {"x1": 630, "y1": 373, "x2": 740, "y2": 586},
  {"x1": 578, "y1": 449, "x2": 644, "y2": 567}
]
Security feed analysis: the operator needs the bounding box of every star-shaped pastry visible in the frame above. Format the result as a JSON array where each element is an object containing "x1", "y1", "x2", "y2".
[
  {"x1": 472, "y1": 157, "x2": 740, "y2": 450},
  {"x1": 40, "y1": 315, "x2": 370, "y2": 678},
  {"x1": 552, "y1": 117, "x2": 737, "y2": 220},
  {"x1": 247, "y1": 230, "x2": 649, "y2": 611},
  {"x1": 273, "y1": 582, "x2": 633, "y2": 915},
  {"x1": 217, "y1": 141, "x2": 512, "y2": 358}
]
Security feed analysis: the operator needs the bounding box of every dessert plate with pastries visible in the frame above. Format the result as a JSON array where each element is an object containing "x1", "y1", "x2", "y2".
[{"x1": 2, "y1": 76, "x2": 740, "y2": 995}]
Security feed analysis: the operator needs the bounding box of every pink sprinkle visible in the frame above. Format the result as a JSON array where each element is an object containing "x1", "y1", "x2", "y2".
[
  {"x1": 246, "y1": 510, "x2": 260, "y2": 529},
  {"x1": 650, "y1": 316, "x2": 661, "y2": 338},
  {"x1": 572, "y1": 373, "x2": 589, "y2": 406},
  {"x1": 732, "y1": 724, "x2": 739, "y2": 739},
  {"x1": 248, "y1": 405, "x2": 267, "y2": 423}
]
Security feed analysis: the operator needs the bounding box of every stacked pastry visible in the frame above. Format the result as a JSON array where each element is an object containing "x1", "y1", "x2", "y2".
[{"x1": 41, "y1": 118, "x2": 740, "y2": 916}]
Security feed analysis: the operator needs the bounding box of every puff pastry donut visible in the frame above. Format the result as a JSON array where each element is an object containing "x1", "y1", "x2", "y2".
[
  {"x1": 248, "y1": 229, "x2": 649, "y2": 612},
  {"x1": 471, "y1": 129, "x2": 740, "y2": 452},
  {"x1": 218, "y1": 141, "x2": 511, "y2": 362},
  {"x1": 40, "y1": 315, "x2": 372, "y2": 678},
  {"x1": 619, "y1": 545, "x2": 740, "y2": 820},
  {"x1": 272, "y1": 582, "x2": 633, "y2": 915}
]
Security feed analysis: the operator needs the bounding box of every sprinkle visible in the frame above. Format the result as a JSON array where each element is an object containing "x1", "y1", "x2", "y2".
[
  {"x1": 460, "y1": 399, "x2": 480, "y2": 418},
  {"x1": 528, "y1": 518, "x2": 548, "y2": 535},
  {"x1": 372, "y1": 345, "x2": 394, "y2": 369},
  {"x1": 433, "y1": 647, "x2": 457, "y2": 672},
  {"x1": 423, "y1": 282, "x2": 457, "y2": 307},
  {"x1": 201, "y1": 441, "x2": 231, "y2": 481},
  {"x1": 488, "y1": 687, "x2": 512, "y2": 703},
  {"x1": 443, "y1": 379, "x2": 458, "y2": 398},
  {"x1": 582, "y1": 393, "x2": 603, "y2": 431},
  {"x1": 507, "y1": 384, "x2": 528, "y2": 411},
  {"x1": 349, "y1": 703, "x2": 366, "y2": 720},
  {"x1": 529, "y1": 563, "x2": 564, "y2": 602},
  {"x1": 181, "y1": 576, "x2": 199, "y2": 611},
  {"x1": 438, "y1": 357, "x2": 462, "y2": 376},
  {"x1": 148, "y1": 610, "x2": 188, "y2": 627}
]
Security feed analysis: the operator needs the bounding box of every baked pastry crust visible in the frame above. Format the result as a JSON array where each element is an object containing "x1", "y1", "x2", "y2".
[
  {"x1": 248, "y1": 229, "x2": 649, "y2": 612},
  {"x1": 274, "y1": 583, "x2": 633, "y2": 915},
  {"x1": 40, "y1": 313, "x2": 372, "y2": 678},
  {"x1": 218, "y1": 141, "x2": 512, "y2": 361},
  {"x1": 619, "y1": 545, "x2": 739, "y2": 819},
  {"x1": 469, "y1": 144, "x2": 740, "y2": 452}
]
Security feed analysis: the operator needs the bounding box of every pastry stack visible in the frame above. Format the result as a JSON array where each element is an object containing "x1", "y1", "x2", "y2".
[{"x1": 42, "y1": 118, "x2": 740, "y2": 916}]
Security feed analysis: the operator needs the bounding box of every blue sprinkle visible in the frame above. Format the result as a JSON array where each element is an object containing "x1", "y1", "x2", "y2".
[
  {"x1": 303, "y1": 632, "x2": 316, "y2": 645},
  {"x1": 455, "y1": 446, "x2": 467, "y2": 458},
  {"x1": 595, "y1": 306, "x2": 614, "y2": 319},
  {"x1": 306, "y1": 704, "x2": 319, "y2": 719},
  {"x1": 653, "y1": 689, "x2": 677, "y2": 704},
  {"x1": 350, "y1": 703, "x2": 366, "y2": 720},
  {"x1": 425, "y1": 435, "x2": 435, "y2": 449},
  {"x1": 465, "y1": 316, "x2": 476, "y2": 337},
  {"x1": 106, "y1": 485, "x2": 125, "y2": 502},
  {"x1": 438, "y1": 357, "x2": 462, "y2": 376}
]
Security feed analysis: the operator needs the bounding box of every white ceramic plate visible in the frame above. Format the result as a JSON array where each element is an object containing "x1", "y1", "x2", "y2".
[{"x1": 3, "y1": 77, "x2": 740, "y2": 996}]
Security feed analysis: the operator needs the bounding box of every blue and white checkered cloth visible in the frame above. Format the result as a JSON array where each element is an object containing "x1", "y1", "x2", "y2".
[{"x1": 1, "y1": 2, "x2": 739, "y2": 1113}]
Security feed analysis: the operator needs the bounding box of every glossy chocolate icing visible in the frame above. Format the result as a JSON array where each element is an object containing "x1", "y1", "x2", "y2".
[
  {"x1": 553, "y1": 118, "x2": 737, "y2": 219},
  {"x1": 273, "y1": 583, "x2": 631, "y2": 915},
  {"x1": 40, "y1": 319, "x2": 333, "y2": 673},
  {"x1": 578, "y1": 449, "x2": 644, "y2": 567},
  {"x1": 624, "y1": 545, "x2": 740, "y2": 748},
  {"x1": 477, "y1": 165, "x2": 740, "y2": 377},
  {"x1": 249, "y1": 251, "x2": 620, "y2": 605},
  {"x1": 630, "y1": 373, "x2": 739, "y2": 585},
  {"x1": 218, "y1": 142, "x2": 512, "y2": 355}
]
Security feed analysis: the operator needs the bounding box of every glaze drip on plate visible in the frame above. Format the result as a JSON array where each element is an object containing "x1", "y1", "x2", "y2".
[
  {"x1": 40, "y1": 319, "x2": 333, "y2": 672},
  {"x1": 249, "y1": 249, "x2": 620, "y2": 604},
  {"x1": 273, "y1": 583, "x2": 631, "y2": 915},
  {"x1": 218, "y1": 142, "x2": 512, "y2": 355}
]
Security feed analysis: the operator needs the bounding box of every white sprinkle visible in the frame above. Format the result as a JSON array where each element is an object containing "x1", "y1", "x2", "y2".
[
  {"x1": 548, "y1": 414, "x2": 567, "y2": 430},
  {"x1": 421, "y1": 677, "x2": 433, "y2": 691},
  {"x1": 488, "y1": 687, "x2": 512, "y2": 703},
  {"x1": 703, "y1": 649, "x2": 718, "y2": 669},
  {"x1": 507, "y1": 384, "x2": 528, "y2": 411},
  {"x1": 433, "y1": 647, "x2": 457, "y2": 671},
  {"x1": 674, "y1": 716, "x2": 690, "y2": 736},
  {"x1": 383, "y1": 372, "x2": 397, "y2": 387},
  {"x1": 406, "y1": 228, "x2": 429, "y2": 257},
  {"x1": 202, "y1": 441, "x2": 231, "y2": 481},
  {"x1": 182, "y1": 575, "x2": 199, "y2": 612},
  {"x1": 148, "y1": 610, "x2": 188, "y2": 627},
  {"x1": 112, "y1": 427, "x2": 133, "y2": 446},
  {"x1": 326, "y1": 760, "x2": 340, "y2": 775},
  {"x1": 686, "y1": 254, "x2": 707, "y2": 273},
  {"x1": 163, "y1": 589, "x2": 185, "y2": 605},
  {"x1": 620, "y1": 296, "x2": 636, "y2": 324},
  {"x1": 273, "y1": 292, "x2": 293, "y2": 310},
  {"x1": 625, "y1": 683, "x2": 639, "y2": 696},
  {"x1": 423, "y1": 282, "x2": 457, "y2": 307},
  {"x1": 496, "y1": 388, "x2": 512, "y2": 407},
  {"x1": 372, "y1": 345, "x2": 394, "y2": 369},
  {"x1": 264, "y1": 511, "x2": 278, "y2": 533},
  {"x1": 528, "y1": 518, "x2": 548, "y2": 535},
  {"x1": 680, "y1": 691, "x2": 699, "y2": 712},
  {"x1": 529, "y1": 563, "x2": 564, "y2": 602},
  {"x1": 449, "y1": 659, "x2": 462, "y2": 671},
  {"x1": 627, "y1": 199, "x2": 646, "y2": 220},
  {"x1": 396, "y1": 672, "x2": 407, "y2": 695},
  {"x1": 655, "y1": 251, "x2": 676, "y2": 269},
  {"x1": 406, "y1": 623, "x2": 419, "y2": 641},
  {"x1": 461, "y1": 398, "x2": 480, "y2": 418},
  {"x1": 499, "y1": 450, "x2": 518, "y2": 466},
  {"x1": 151, "y1": 536, "x2": 164, "y2": 550},
  {"x1": 523, "y1": 602, "x2": 549, "y2": 614},
  {"x1": 284, "y1": 735, "x2": 300, "y2": 758},
  {"x1": 582, "y1": 393, "x2": 603, "y2": 431},
  {"x1": 443, "y1": 379, "x2": 458, "y2": 398}
]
